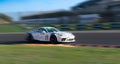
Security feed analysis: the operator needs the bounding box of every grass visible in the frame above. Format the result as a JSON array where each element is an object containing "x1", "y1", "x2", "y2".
[
  {"x1": 0, "y1": 45, "x2": 120, "y2": 64},
  {"x1": 0, "y1": 25, "x2": 27, "y2": 32}
]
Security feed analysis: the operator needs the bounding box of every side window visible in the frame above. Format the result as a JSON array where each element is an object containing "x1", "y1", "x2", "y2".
[
  {"x1": 34, "y1": 28, "x2": 42, "y2": 33},
  {"x1": 41, "y1": 28, "x2": 47, "y2": 33},
  {"x1": 38, "y1": 28, "x2": 43, "y2": 33},
  {"x1": 34, "y1": 28, "x2": 47, "y2": 33}
]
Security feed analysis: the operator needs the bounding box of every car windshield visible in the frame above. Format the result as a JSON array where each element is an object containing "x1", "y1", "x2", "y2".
[{"x1": 45, "y1": 27, "x2": 59, "y2": 32}]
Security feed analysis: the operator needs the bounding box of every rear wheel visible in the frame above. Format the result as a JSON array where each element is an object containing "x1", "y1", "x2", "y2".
[{"x1": 50, "y1": 35, "x2": 59, "y2": 44}]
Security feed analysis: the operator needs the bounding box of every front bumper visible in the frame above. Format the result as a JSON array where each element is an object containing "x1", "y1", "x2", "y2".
[
  {"x1": 56, "y1": 34, "x2": 75, "y2": 43},
  {"x1": 59, "y1": 38, "x2": 75, "y2": 42}
]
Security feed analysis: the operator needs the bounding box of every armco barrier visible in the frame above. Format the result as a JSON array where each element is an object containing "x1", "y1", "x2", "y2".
[
  {"x1": 76, "y1": 24, "x2": 87, "y2": 30},
  {"x1": 31, "y1": 23, "x2": 120, "y2": 30},
  {"x1": 93, "y1": 24, "x2": 103, "y2": 29},
  {"x1": 110, "y1": 23, "x2": 120, "y2": 29},
  {"x1": 60, "y1": 25, "x2": 70, "y2": 30}
]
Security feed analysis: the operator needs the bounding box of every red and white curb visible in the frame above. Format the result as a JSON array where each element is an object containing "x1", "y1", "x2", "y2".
[{"x1": 65, "y1": 44, "x2": 120, "y2": 48}]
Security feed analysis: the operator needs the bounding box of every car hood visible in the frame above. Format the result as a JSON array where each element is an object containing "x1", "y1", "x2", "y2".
[{"x1": 54, "y1": 31, "x2": 74, "y2": 36}]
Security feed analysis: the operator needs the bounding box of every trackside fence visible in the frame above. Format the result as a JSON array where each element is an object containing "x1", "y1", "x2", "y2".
[{"x1": 0, "y1": 23, "x2": 120, "y2": 31}]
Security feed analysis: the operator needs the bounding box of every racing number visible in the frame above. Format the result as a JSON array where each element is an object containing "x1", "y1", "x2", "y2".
[{"x1": 45, "y1": 35, "x2": 48, "y2": 40}]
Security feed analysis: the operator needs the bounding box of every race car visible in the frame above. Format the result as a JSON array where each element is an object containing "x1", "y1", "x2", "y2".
[{"x1": 26, "y1": 27, "x2": 75, "y2": 43}]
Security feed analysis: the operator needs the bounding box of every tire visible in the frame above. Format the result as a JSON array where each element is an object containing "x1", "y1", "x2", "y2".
[
  {"x1": 26, "y1": 34, "x2": 36, "y2": 42},
  {"x1": 50, "y1": 35, "x2": 59, "y2": 44}
]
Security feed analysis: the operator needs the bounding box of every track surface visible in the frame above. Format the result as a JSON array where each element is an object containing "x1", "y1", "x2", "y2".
[{"x1": 0, "y1": 30, "x2": 120, "y2": 45}]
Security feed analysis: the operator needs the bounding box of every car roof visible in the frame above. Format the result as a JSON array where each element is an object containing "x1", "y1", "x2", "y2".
[
  {"x1": 42, "y1": 27, "x2": 55, "y2": 29},
  {"x1": 32, "y1": 27, "x2": 55, "y2": 31}
]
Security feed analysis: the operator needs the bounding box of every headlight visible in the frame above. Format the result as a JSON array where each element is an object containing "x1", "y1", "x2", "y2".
[
  {"x1": 67, "y1": 32, "x2": 72, "y2": 34},
  {"x1": 68, "y1": 32, "x2": 74, "y2": 35},
  {"x1": 57, "y1": 34, "x2": 63, "y2": 36}
]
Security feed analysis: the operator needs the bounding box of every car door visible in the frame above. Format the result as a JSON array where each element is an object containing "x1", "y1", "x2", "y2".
[
  {"x1": 36, "y1": 28, "x2": 47, "y2": 41},
  {"x1": 31, "y1": 29, "x2": 40, "y2": 41}
]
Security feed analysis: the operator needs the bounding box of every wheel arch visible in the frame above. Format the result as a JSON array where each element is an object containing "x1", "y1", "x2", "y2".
[
  {"x1": 50, "y1": 33, "x2": 60, "y2": 44},
  {"x1": 50, "y1": 33, "x2": 56, "y2": 38},
  {"x1": 26, "y1": 33, "x2": 35, "y2": 40},
  {"x1": 50, "y1": 33, "x2": 58, "y2": 41}
]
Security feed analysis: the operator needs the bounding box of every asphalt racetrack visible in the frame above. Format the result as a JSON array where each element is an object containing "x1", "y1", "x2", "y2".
[{"x1": 0, "y1": 30, "x2": 120, "y2": 46}]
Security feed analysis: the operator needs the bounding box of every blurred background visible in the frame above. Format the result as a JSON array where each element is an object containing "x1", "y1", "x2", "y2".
[{"x1": 0, "y1": 0, "x2": 120, "y2": 32}]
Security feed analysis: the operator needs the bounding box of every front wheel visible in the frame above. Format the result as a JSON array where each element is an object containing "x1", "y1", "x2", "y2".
[{"x1": 50, "y1": 35, "x2": 59, "y2": 44}]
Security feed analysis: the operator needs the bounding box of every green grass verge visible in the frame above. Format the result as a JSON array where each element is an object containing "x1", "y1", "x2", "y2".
[
  {"x1": 0, "y1": 45, "x2": 120, "y2": 64},
  {"x1": 0, "y1": 25, "x2": 27, "y2": 32}
]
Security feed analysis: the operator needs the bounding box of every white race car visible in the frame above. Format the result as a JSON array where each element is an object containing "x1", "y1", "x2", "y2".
[{"x1": 26, "y1": 27, "x2": 75, "y2": 43}]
